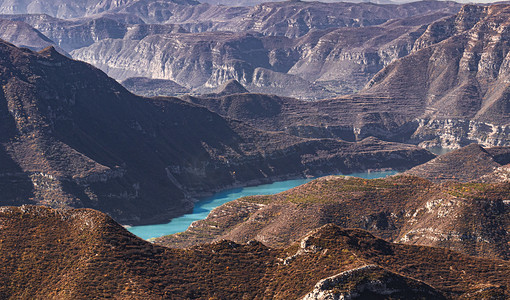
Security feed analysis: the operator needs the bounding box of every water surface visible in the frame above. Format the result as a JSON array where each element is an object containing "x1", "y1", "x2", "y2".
[{"x1": 128, "y1": 170, "x2": 397, "y2": 240}]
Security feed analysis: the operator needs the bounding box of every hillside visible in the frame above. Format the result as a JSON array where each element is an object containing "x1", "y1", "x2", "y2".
[
  {"x1": 157, "y1": 174, "x2": 510, "y2": 260},
  {"x1": 405, "y1": 144, "x2": 510, "y2": 182},
  {"x1": 0, "y1": 40, "x2": 434, "y2": 224},
  {"x1": 0, "y1": 205, "x2": 509, "y2": 299},
  {"x1": 363, "y1": 4, "x2": 510, "y2": 147},
  {"x1": 0, "y1": 18, "x2": 66, "y2": 54}
]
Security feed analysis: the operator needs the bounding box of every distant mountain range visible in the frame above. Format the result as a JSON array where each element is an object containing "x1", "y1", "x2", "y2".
[{"x1": 0, "y1": 1, "x2": 462, "y2": 99}]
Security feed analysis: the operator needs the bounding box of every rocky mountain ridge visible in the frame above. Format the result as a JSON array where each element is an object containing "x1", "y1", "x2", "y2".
[
  {"x1": 0, "y1": 1, "x2": 462, "y2": 99},
  {"x1": 0, "y1": 205, "x2": 508, "y2": 299},
  {"x1": 363, "y1": 4, "x2": 510, "y2": 146}
]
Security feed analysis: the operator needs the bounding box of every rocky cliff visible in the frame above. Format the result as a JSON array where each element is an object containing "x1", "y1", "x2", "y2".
[
  {"x1": 0, "y1": 1, "x2": 461, "y2": 100},
  {"x1": 67, "y1": 7, "x2": 458, "y2": 99},
  {"x1": 364, "y1": 4, "x2": 510, "y2": 146}
]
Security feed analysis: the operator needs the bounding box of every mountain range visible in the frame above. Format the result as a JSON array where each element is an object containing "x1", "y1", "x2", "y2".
[
  {"x1": 1, "y1": 1, "x2": 501, "y2": 149},
  {"x1": 0, "y1": 0, "x2": 509, "y2": 298},
  {"x1": 0, "y1": 1, "x2": 462, "y2": 99}
]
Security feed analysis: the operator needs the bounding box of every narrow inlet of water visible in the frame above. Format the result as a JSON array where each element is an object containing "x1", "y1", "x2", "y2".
[{"x1": 128, "y1": 170, "x2": 397, "y2": 240}]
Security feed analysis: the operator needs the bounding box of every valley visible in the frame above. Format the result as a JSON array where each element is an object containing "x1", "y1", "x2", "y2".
[{"x1": 0, "y1": 0, "x2": 509, "y2": 298}]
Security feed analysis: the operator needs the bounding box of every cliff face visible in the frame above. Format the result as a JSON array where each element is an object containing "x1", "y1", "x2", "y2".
[
  {"x1": 0, "y1": 1, "x2": 461, "y2": 100},
  {"x1": 288, "y1": 12, "x2": 453, "y2": 94},
  {"x1": 67, "y1": 8, "x2": 457, "y2": 99},
  {"x1": 363, "y1": 4, "x2": 510, "y2": 146},
  {"x1": 0, "y1": 40, "x2": 434, "y2": 224},
  {"x1": 0, "y1": 206, "x2": 508, "y2": 299}
]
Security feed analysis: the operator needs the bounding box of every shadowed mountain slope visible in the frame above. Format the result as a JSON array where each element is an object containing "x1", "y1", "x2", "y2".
[{"x1": 0, "y1": 40, "x2": 434, "y2": 224}]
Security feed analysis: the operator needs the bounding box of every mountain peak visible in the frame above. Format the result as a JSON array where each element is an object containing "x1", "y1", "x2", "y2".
[
  {"x1": 405, "y1": 144, "x2": 505, "y2": 182},
  {"x1": 214, "y1": 79, "x2": 249, "y2": 96}
]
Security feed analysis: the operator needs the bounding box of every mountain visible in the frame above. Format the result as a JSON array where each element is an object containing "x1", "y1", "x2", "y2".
[
  {"x1": 0, "y1": 40, "x2": 434, "y2": 224},
  {"x1": 362, "y1": 4, "x2": 510, "y2": 147},
  {"x1": 287, "y1": 12, "x2": 454, "y2": 94},
  {"x1": 203, "y1": 0, "x2": 461, "y2": 38},
  {"x1": 179, "y1": 4, "x2": 510, "y2": 147},
  {"x1": 0, "y1": 18, "x2": 66, "y2": 54},
  {"x1": 157, "y1": 173, "x2": 510, "y2": 260},
  {"x1": 1, "y1": 205, "x2": 509, "y2": 299},
  {"x1": 69, "y1": 31, "x2": 339, "y2": 99},
  {"x1": 67, "y1": 5, "x2": 458, "y2": 99},
  {"x1": 0, "y1": 14, "x2": 187, "y2": 52},
  {"x1": 405, "y1": 144, "x2": 510, "y2": 182},
  {"x1": 0, "y1": 1, "x2": 461, "y2": 99},
  {"x1": 203, "y1": 79, "x2": 250, "y2": 97},
  {"x1": 0, "y1": 0, "x2": 200, "y2": 19},
  {"x1": 182, "y1": 92, "x2": 420, "y2": 142}
]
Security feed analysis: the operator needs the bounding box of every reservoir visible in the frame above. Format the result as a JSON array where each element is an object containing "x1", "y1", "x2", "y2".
[{"x1": 128, "y1": 170, "x2": 397, "y2": 240}]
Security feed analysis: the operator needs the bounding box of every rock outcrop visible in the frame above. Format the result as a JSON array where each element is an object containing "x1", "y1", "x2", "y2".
[{"x1": 302, "y1": 265, "x2": 445, "y2": 300}]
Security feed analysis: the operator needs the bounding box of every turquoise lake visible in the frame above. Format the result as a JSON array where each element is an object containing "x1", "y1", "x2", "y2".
[{"x1": 128, "y1": 170, "x2": 397, "y2": 240}]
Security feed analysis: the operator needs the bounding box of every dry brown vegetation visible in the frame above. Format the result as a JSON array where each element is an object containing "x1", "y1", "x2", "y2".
[
  {"x1": 158, "y1": 174, "x2": 510, "y2": 260},
  {"x1": 0, "y1": 206, "x2": 509, "y2": 299}
]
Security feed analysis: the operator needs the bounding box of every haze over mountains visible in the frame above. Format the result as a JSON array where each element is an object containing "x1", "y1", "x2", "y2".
[{"x1": 0, "y1": 0, "x2": 462, "y2": 99}]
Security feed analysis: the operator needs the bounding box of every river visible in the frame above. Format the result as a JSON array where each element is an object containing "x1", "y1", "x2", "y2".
[{"x1": 128, "y1": 170, "x2": 398, "y2": 240}]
